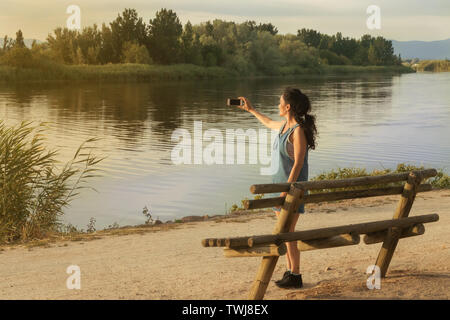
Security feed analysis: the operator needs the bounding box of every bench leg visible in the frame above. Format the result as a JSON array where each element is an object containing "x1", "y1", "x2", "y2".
[
  {"x1": 375, "y1": 172, "x2": 422, "y2": 277},
  {"x1": 248, "y1": 256, "x2": 279, "y2": 299},
  {"x1": 248, "y1": 185, "x2": 304, "y2": 300}
]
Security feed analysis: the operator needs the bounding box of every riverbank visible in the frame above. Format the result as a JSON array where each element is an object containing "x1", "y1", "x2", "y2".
[
  {"x1": 411, "y1": 60, "x2": 450, "y2": 72},
  {"x1": 0, "y1": 63, "x2": 414, "y2": 83},
  {"x1": 1, "y1": 188, "x2": 448, "y2": 299}
]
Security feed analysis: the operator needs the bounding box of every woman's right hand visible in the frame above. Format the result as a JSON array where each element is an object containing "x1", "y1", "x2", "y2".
[{"x1": 237, "y1": 96, "x2": 254, "y2": 112}]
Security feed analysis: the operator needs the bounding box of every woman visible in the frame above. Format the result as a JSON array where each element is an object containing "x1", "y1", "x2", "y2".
[{"x1": 237, "y1": 87, "x2": 317, "y2": 289}]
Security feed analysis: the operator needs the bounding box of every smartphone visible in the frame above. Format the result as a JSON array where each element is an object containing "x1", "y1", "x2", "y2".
[{"x1": 226, "y1": 98, "x2": 242, "y2": 106}]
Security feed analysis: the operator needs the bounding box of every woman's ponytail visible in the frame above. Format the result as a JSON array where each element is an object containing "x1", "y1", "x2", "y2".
[{"x1": 282, "y1": 87, "x2": 318, "y2": 150}]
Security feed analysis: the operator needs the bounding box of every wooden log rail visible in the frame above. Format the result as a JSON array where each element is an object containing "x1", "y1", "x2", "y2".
[
  {"x1": 201, "y1": 214, "x2": 439, "y2": 248},
  {"x1": 244, "y1": 184, "x2": 432, "y2": 210},
  {"x1": 249, "y1": 214, "x2": 438, "y2": 247},
  {"x1": 297, "y1": 233, "x2": 360, "y2": 251},
  {"x1": 224, "y1": 244, "x2": 287, "y2": 258},
  {"x1": 364, "y1": 224, "x2": 424, "y2": 244},
  {"x1": 249, "y1": 169, "x2": 437, "y2": 194}
]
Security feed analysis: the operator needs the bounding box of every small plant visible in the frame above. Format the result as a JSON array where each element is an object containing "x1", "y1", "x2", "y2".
[
  {"x1": 228, "y1": 194, "x2": 265, "y2": 214},
  {"x1": 142, "y1": 206, "x2": 153, "y2": 224},
  {"x1": 253, "y1": 194, "x2": 264, "y2": 200},
  {"x1": 229, "y1": 204, "x2": 239, "y2": 213},
  {"x1": 430, "y1": 169, "x2": 450, "y2": 189},
  {"x1": 86, "y1": 217, "x2": 96, "y2": 233},
  {"x1": 58, "y1": 223, "x2": 81, "y2": 235},
  {"x1": 105, "y1": 222, "x2": 120, "y2": 230}
]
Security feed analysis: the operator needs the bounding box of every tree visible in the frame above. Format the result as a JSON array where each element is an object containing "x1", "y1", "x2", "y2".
[
  {"x1": 147, "y1": 8, "x2": 183, "y2": 64},
  {"x1": 360, "y1": 34, "x2": 373, "y2": 48},
  {"x1": 110, "y1": 8, "x2": 147, "y2": 63},
  {"x1": 1, "y1": 35, "x2": 14, "y2": 52},
  {"x1": 181, "y1": 21, "x2": 202, "y2": 64},
  {"x1": 98, "y1": 24, "x2": 114, "y2": 64},
  {"x1": 15, "y1": 30, "x2": 25, "y2": 48},
  {"x1": 248, "y1": 31, "x2": 283, "y2": 74},
  {"x1": 47, "y1": 27, "x2": 79, "y2": 64},
  {"x1": 368, "y1": 37, "x2": 395, "y2": 65},
  {"x1": 256, "y1": 23, "x2": 278, "y2": 35},
  {"x1": 297, "y1": 28, "x2": 321, "y2": 48},
  {"x1": 279, "y1": 35, "x2": 319, "y2": 67},
  {"x1": 77, "y1": 25, "x2": 102, "y2": 64}
]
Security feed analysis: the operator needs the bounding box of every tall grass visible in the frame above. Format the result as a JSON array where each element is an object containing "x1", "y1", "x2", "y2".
[
  {"x1": 0, "y1": 62, "x2": 414, "y2": 83},
  {"x1": 0, "y1": 121, "x2": 103, "y2": 243},
  {"x1": 0, "y1": 63, "x2": 237, "y2": 83}
]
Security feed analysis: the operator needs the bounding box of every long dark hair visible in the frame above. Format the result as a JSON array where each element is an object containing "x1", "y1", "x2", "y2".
[{"x1": 282, "y1": 87, "x2": 317, "y2": 150}]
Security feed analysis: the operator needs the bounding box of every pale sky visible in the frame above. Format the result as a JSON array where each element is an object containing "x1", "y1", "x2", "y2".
[{"x1": 0, "y1": 0, "x2": 449, "y2": 42}]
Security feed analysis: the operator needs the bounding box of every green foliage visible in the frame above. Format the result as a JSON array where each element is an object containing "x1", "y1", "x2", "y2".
[
  {"x1": 319, "y1": 50, "x2": 351, "y2": 65},
  {"x1": 14, "y1": 30, "x2": 25, "y2": 48},
  {"x1": 0, "y1": 63, "x2": 237, "y2": 82},
  {"x1": 297, "y1": 28, "x2": 322, "y2": 48},
  {"x1": 86, "y1": 217, "x2": 96, "y2": 233},
  {"x1": 110, "y1": 8, "x2": 148, "y2": 63},
  {"x1": 46, "y1": 27, "x2": 80, "y2": 64},
  {"x1": 0, "y1": 8, "x2": 407, "y2": 77},
  {"x1": 122, "y1": 41, "x2": 152, "y2": 64},
  {"x1": 248, "y1": 31, "x2": 283, "y2": 75},
  {"x1": 230, "y1": 194, "x2": 265, "y2": 214},
  {"x1": 310, "y1": 163, "x2": 450, "y2": 193},
  {"x1": 279, "y1": 35, "x2": 320, "y2": 68},
  {"x1": 142, "y1": 206, "x2": 153, "y2": 224},
  {"x1": 148, "y1": 8, "x2": 183, "y2": 64},
  {"x1": 0, "y1": 121, "x2": 103, "y2": 243},
  {"x1": 0, "y1": 46, "x2": 34, "y2": 68}
]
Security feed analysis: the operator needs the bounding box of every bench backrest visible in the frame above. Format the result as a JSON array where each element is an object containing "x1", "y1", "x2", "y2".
[{"x1": 244, "y1": 169, "x2": 437, "y2": 210}]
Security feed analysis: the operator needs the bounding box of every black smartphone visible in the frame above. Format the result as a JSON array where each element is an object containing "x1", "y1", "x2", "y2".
[{"x1": 226, "y1": 98, "x2": 242, "y2": 106}]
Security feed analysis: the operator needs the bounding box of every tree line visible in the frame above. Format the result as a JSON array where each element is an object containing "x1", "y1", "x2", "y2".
[{"x1": 0, "y1": 8, "x2": 401, "y2": 74}]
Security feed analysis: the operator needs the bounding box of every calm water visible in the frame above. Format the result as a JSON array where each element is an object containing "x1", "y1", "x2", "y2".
[{"x1": 1, "y1": 72, "x2": 449, "y2": 228}]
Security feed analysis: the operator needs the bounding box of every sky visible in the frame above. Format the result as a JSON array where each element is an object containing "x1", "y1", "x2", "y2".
[{"x1": 0, "y1": 0, "x2": 449, "y2": 42}]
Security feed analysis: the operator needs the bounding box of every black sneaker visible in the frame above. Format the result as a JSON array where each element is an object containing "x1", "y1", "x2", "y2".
[
  {"x1": 275, "y1": 271, "x2": 291, "y2": 284},
  {"x1": 275, "y1": 273, "x2": 303, "y2": 289}
]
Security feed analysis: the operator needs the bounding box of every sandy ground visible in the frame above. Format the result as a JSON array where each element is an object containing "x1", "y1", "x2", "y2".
[{"x1": 0, "y1": 189, "x2": 449, "y2": 300}]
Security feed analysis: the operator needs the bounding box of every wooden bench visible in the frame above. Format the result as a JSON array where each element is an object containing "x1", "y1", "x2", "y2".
[{"x1": 201, "y1": 169, "x2": 440, "y2": 299}]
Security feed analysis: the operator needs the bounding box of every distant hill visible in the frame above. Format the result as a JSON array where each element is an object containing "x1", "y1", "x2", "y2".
[
  {"x1": 0, "y1": 38, "x2": 43, "y2": 49},
  {"x1": 391, "y1": 38, "x2": 450, "y2": 60}
]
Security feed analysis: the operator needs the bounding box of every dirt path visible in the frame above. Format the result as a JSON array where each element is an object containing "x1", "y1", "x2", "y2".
[{"x1": 1, "y1": 189, "x2": 449, "y2": 300}]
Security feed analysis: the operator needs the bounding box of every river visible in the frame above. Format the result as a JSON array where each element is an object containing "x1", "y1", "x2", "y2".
[{"x1": 1, "y1": 72, "x2": 449, "y2": 228}]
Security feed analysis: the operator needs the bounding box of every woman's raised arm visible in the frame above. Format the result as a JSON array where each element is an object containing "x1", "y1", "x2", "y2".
[{"x1": 237, "y1": 96, "x2": 284, "y2": 130}]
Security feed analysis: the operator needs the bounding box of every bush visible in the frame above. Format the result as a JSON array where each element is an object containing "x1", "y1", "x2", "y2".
[
  {"x1": 0, "y1": 121, "x2": 103, "y2": 243},
  {"x1": 319, "y1": 49, "x2": 352, "y2": 65},
  {"x1": 310, "y1": 163, "x2": 450, "y2": 193},
  {"x1": 122, "y1": 41, "x2": 152, "y2": 64},
  {"x1": 0, "y1": 47, "x2": 35, "y2": 68}
]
